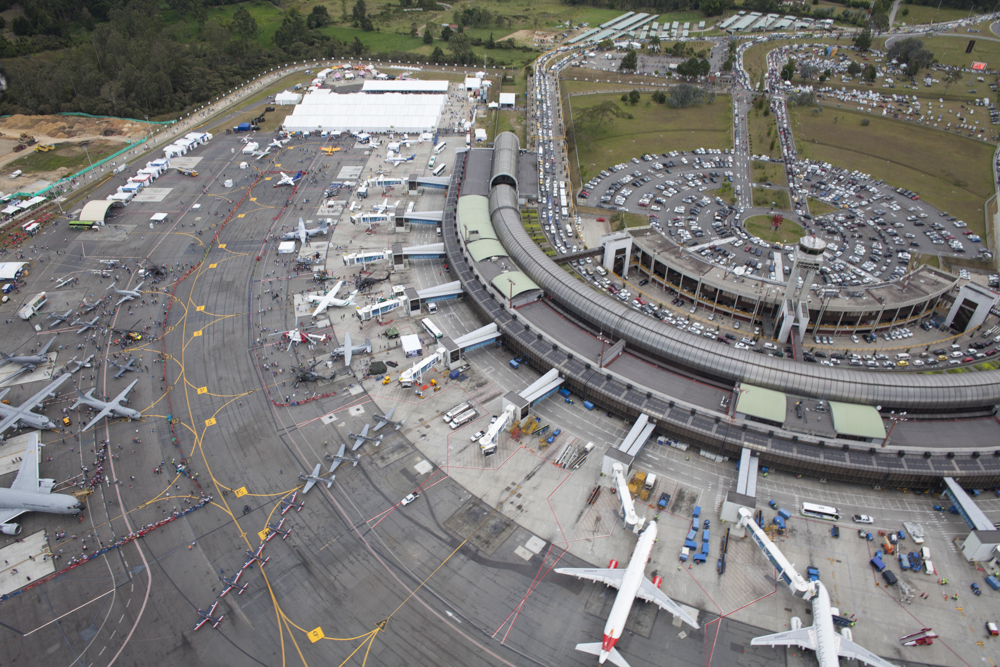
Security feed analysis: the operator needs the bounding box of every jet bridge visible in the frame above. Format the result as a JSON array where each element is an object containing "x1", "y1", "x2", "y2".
[
  {"x1": 519, "y1": 368, "x2": 563, "y2": 407},
  {"x1": 392, "y1": 243, "x2": 447, "y2": 270},
  {"x1": 721, "y1": 448, "x2": 760, "y2": 536},
  {"x1": 407, "y1": 175, "x2": 450, "y2": 192},
  {"x1": 737, "y1": 507, "x2": 814, "y2": 599},
  {"x1": 612, "y1": 462, "x2": 645, "y2": 533}
]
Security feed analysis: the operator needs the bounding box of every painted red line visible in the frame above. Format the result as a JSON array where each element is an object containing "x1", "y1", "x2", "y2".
[{"x1": 503, "y1": 548, "x2": 566, "y2": 644}]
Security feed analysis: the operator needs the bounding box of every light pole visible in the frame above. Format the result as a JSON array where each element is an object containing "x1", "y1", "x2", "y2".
[{"x1": 507, "y1": 277, "x2": 515, "y2": 309}]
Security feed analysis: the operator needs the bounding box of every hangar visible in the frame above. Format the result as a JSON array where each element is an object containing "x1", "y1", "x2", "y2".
[
  {"x1": 78, "y1": 200, "x2": 124, "y2": 226},
  {"x1": 283, "y1": 90, "x2": 446, "y2": 134}
]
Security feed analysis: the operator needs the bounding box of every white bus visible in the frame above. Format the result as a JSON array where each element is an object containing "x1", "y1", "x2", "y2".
[
  {"x1": 444, "y1": 402, "x2": 471, "y2": 423},
  {"x1": 432, "y1": 164, "x2": 447, "y2": 177},
  {"x1": 450, "y1": 409, "x2": 478, "y2": 429},
  {"x1": 434, "y1": 142, "x2": 447, "y2": 155},
  {"x1": 801, "y1": 502, "x2": 840, "y2": 521},
  {"x1": 421, "y1": 317, "x2": 443, "y2": 339}
]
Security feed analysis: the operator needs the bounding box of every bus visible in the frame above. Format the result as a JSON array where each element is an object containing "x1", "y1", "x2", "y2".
[
  {"x1": 434, "y1": 141, "x2": 447, "y2": 155},
  {"x1": 801, "y1": 502, "x2": 840, "y2": 521},
  {"x1": 431, "y1": 164, "x2": 447, "y2": 177},
  {"x1": 69, "y1": 220, "x2": 95, "y2": 230},
  {"x1": 450, "y1": 409, "x2": 478, "y2": 429},
  {"x1": 443, "y1": 402, "x2": 471, "y2": 423},
  {"x1": 421, "y1": 317, "x2": 443, "y2": 339}
]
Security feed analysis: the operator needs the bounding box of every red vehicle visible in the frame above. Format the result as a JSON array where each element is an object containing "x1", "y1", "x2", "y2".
[{"x1": 596, "y1": 217, "x2": 605, "y2": 222}]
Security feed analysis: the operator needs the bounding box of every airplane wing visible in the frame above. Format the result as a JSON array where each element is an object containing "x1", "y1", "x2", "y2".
[
  {"x1": 330, "y1": 444, "x2": 348, "y2": 472},
  {"x1": 302, "y1": 463, "x2": 322, "y2": 494},
  {"x1": 352, "y1": 424, "x2": 369, "y2": 451},
  {"x1": 554, "y1": 567, "x2": 626, "y2": 589},
  {"x1": 10, "y1": 438, "x2": 41, "y2": 493},
  {"x1": 80, "y1": 405, "x2": 115, "y2": 433},
  {"x1": 635, "y1": 578, "x2": 699, "y2": 629},
  {"x1": 373, "y1": 407, "x2": 394, "y2": 432},
  {"x1": 344, "y1": 331, "x2": 353, "y2": 367},
  {"x1": 750, "y1": 626, "x2": 818, "y2": 652},
  {"x1": 836, "y1": 636, "x2": 900, "y2": 667},
  {"x1": 113, "y1": 379, "x2": 139, "y2": 406},
  {"x1": 298, "y1": 218, "x2": 307, "y2": 244}
]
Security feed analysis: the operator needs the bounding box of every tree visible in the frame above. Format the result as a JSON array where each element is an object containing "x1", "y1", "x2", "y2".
[
  {"x1": 853, "y1": 28, "x2": 872, "y2": 51},
  {"x1": 308, "y1": 5, "x2": 331, "y2": 29},
  {"x1": 771, "y1": 213, "x2": 783, "y2": 231},
  {"x1": 799, "y1": 63, "x2": 819, "y2": 80},
  {"x1": 11, "y1": 15, "x2": 29, "y2": 36},
  {"x1": 619, "y1": 49, "x2": 638, "y2": 73},
  {"x1": 847, "y1": 61, "x2": 862, "y2": 76},
  {"x1": 628, "y1": 90, "x2": 640, "y2": 106},
  {"x1": 274, "y1": 8, "x2": 309, "y2": 50},
  {"x1": 870, "y1": 11, "x2": 889, "y2": 32},
  {"x1": 862, "y1": 63, "x2": 877, "y2": 82},
  {"x1": 780, "y1": 58, "x2": 796, "y2": 81},
  {"x1": 887, "y1": 37, "x2": 933, "y2": 77},
  {"x1": 441, "y1": 25, "x2": 452, "y2": 41},
  {"x1": 352, "y1": 0, "x2": 367, "y2": 26},
  {"x1": 423, "y1": 26, "x2": 433, "y2": 44},
  {"x1": 597, "y1": 39, "x2": 612, "y2": 51},
  {"x1": 648, "y1": 35, "x2": 660, "y2": 52},
  {"x1": 431, "y1": 46, "x2": 444, "y2": 62},
  {"x1": 232, "y1": 6, "x2": 258, "y2": 48},
  {"x1": 351, "y1": 36, "x2": 366, "y2": 57},
  {"x1": 943, "y1": 68, "x2": 964, "y2": 93},
  {"x1": 449, "y1": 32, "x2": 474, "y2": 64}
]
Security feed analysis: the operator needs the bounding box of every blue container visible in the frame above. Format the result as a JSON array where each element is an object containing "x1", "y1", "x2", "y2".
[
  {"x1": 778, "y1": 508, "x2": 791, "y2": 520},
  {"x1": 583, "y1": 401, "x2": 595, "y2": 410},
  {"x1": 559, "y1": 387, "x2": 571, "y2": 398}
]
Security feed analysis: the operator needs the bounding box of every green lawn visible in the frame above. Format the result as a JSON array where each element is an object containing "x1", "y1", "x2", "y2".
[
  {"x1": 751, "y1": 187, "x2": 791, "y2": 211},
  {"x1": 567, "y1": 92, "x2": 731, "y2": 188},
  {"x1": 920, "y1": 34, "x2": 1000, "y2": 70},
  {"x1": 790, "y1": 105, "x2": 994, "y2": 238},
  {"x1": 164, "y1": 2, "x2": 284, "y2": 47},
  {"x1": 744, "y1": 214, "x2": 804, "y2": 244},
  {"x1": 750, "y1": 160, "x2": 787, "y2": 187},
  {"x1": 807, "y1": 197, "x2": 840, "y2": 217},
  {"x1": 895, "y1": 4, "x2": 983, "y2": 26},
  {"x1": 8, "y1": 140, "x2": 124, "y2": 175},
  {"x1": 746, "y1": 104, "x2": 781, "y2": 159}
]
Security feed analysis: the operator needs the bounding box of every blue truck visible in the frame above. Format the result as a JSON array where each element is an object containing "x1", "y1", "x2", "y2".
[
  {"x1": 870, "y1": 552, "x2": 887, "y2": 572},
  {"x1": 773, "y1": 516, "x2": 786, "y2": 531},
  {"x1": 778, "y1": 508, "x2": 791, "y2": 521},
  {"x1": 692, "y1": 506, "x2": 701, "y2": 519}
]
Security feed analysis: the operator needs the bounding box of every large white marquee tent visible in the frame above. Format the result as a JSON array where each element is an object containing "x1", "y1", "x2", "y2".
[{"x1": 283, "y1": 90, "x2": 446, "y2": 133}]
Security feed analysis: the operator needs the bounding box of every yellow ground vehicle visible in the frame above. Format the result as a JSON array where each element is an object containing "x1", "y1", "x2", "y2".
[
  {"x1": 62, "y1": 417, "x2": 71, "y2": 426},
  {"x1": 381, "y1": 375, "x2": 391, "y2": 385}
]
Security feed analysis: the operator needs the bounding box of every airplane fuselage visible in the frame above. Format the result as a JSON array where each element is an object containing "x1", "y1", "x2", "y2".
[
  {"x1": 811, "y1": 583, "x2": 841, "y2": 667},
  {"x1": 0, "y1": 488, "x2": 83, "y2": 515},
  {"x1": 598, "y1": 522, "x2": 658, "y2": 662}
]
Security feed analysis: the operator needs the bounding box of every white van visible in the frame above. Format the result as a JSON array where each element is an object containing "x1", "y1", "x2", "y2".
[
  {"x1": 920, "y1": 546, "x2": 930, "y2": 560},
  {"x1": 895, "y1": 353, "x2": 910, "y2": 361},
  {"x1": 763, "y1": 342, "x2": 777, "y2": 350},
  {"x1": 427, "y1": 302, "x2": 438, "y2": 314}
]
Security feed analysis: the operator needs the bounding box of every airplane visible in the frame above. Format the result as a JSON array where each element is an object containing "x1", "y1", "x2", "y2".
[
  {"x1": 319, "y1": 146, "x2": 341, "y2": 155},
  {"x1": 308, "y1": 283, "x2": 361, "y2": 317},
  {"x1": 372, "y1": 406, "x2": 404, "y2": 432},
  {"x1": 252, "y1": 147, "x2": 272, "y2": 161},
  {"x1": 219, "y1": 571, "x2": 248, "y2": 597},
  {"x1": 111, "y1": 357, "x2": 137, "y2": 379},
  {"x1": 298, "y1": 462, "x2": 336, "y2": 493},
  {"x1": 0, "y1": 374, "x2": 71, "y2": 437},
  {"x1": 72, "y1": 316, "x2": 100, "y2": 335},
  {"x1": 79, "y1": 297, "x2": 105, "y2": 314},
  {"x1": 280, "y1": 491, "x2": 304, "y2": 515},
  {"x1": 0, "y1": 435, "x2": 86, "y2": 534},
  {"x1": 270, "y1": 328, "x2": 330, "y2": 352},
  {"x1": 107, "y1": 281, "x2": 145, "y2": 307},
  {"x1": 242, "y1": 543, "x2": 270, "y2": 570},
  {"x1": 385, "y1": 153, "x2": 415, "y2": 166},
  {"x1": 0, "y1": 337, "x2": 57, "y2": 378},
  {"x1": 274, "y1": 171, "x2": 305, "y2": 187},
  {"x1": 750, "y1": 580, "x2": 898, "y2": 667},
  {"x1": 64, "y1": 355, "x2": 95, "y2": 374},
  {"x1": 324, "y1": 443, "x2": 360, "y2": 472},
  {"x1": 555, "y1": 520, "x2": 698, "y2": 667},
  {"x1": 348, "y1": 423, "x2": 382, "y2": 452},
  {"x1": 54, "y1": 276, "x2": 76, "y2": 289},
  {"x1": 268, "y1": 138, "x2": 290, "y2": 151},
  {"x1": 281, "y1": 218, "x2": 330, "y2": 244},
  {"x1": 331, "y1": 331, "x2": 372, "y2": 367},
  {"x1": 46, "y1": 309, "x2": 73, "y2": 328},
  {"x1": 70, "y1": 379, "x2": 143, "y2": 432},
  {"x1": 193, "y1": 602, "x2": 224, "y2": 630},
  {"x1": 265, "y1": 517, "x2": 292, "y2": 542}
]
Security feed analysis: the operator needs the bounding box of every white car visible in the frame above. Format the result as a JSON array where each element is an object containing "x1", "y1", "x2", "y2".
[
  {"x1": 401, "y1": 492, "x2": 420, "y2": 506},
  {"x1": 470, "y1": 430, "x2": 486, "y2": 442},
  {"x1": 852, "y1": 514, "x2": 874, "y2": 524}
]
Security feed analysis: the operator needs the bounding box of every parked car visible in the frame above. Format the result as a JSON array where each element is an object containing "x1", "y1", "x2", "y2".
[
  {"x1": 853, "y1": 514, "x2": 874, "y2": 524},
  {"x1": 470, "y1": 430, "x2": 485, "y2": 442},
  {"x1": 401, "y1": 492, "x2": 419, "y2": 506}
]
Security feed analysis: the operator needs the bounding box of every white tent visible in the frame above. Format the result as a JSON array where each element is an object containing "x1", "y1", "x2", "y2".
[
  {"x1": 499, "y1": 93, "x2": 516, "y2": 107},
  {"x1": 275, "y1": 91, "x2": 303, "y2": 105},
  {"x1": 283, "y1": 90, "x2": 446, "y2": 134},
  {"x1": 401, "y1": 334, "x2": 422, "y2": 357}
]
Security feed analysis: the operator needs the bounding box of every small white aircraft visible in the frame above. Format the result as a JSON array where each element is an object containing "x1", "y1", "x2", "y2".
[
  {"x1": 385, "y1": 152, "x2": 415, "y2": 166},
  {"x1": 0, "y1": 374, "x2": 71, "y2": 437},
  {"x1": 219, "y1": 571, "x2": 248, "y2": 597},
  {"x1": 79, "y1": 297, "x2": 105, "y2": 314},
  {"x1": 54, "y1": 276, "x2": 76, "y2": 289},
  {"x1": 71, "y1": 379, "x2": 143, "y2": 432},
  {"x1": 269, "y1": 328, "x2": 330, "y2": 351},
  {"x1": 0, "y1": 435, "x2": 86, "y2": 535},
  {"x1": 308, "y1": 283, "x2": 360, "y2": 317},
  {"x1": 299, "y1": 462, "x2": 336, "y2": 493},
  {"x1": 193, "y1": 602, "x2": 224, "y2": 631},
  {"x1": 275, "y1": 171, "x2": 304, "y2": 187},
  {"x1": 252, "y1": 147, "x2": 272, "y2": 161},
  {"x1": 372, "y1": 406, "x2": 404, "y2": 432},
  {"x1": 348, "y1": 423, "x2": 382, "y2": 451},
  {"x1": 268, "y1": 138, "x2": 290, "y2": 150},
  {"x1": 107, "y1": 281, "x2": 145, "y2": 307},
  {"x1": 265, "y1": 517, "x2": 292, "y2": 541},
  {"x1": 331, "y1": 331, "x2": 371, "y2": 367},
  {"x1": 281, "y1": 218, "x2": 330, "y2": 244}
]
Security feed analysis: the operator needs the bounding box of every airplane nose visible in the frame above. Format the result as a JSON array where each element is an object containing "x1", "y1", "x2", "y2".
[{"x1": 77, "y1": 503, "x2": 86, "y2": 511}]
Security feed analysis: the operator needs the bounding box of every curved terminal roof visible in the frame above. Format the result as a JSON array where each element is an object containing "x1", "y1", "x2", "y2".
[
  {"x1": 486, "y1": 183, "x2": 1000, "y2": 411},
  {"x1": 80, "y1": 200, "x2": 120, "y2": 223},
  {"x1": 457, "y1": 195, "x2": 496, "y2": 241},
  {"x1": 468, "y1": 239, "x2": 508, "y2": 262},
  {"x1": 491, "y1": 271, "x2": 540, "y2": 299},
  {"x1": 490, "y1": 132, "x2": 519, "y2": 190}
]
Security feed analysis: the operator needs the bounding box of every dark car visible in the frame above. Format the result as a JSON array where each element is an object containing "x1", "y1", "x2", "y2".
[{"x1": 385, "y1": 360, "x2": 398, "y2": 368}]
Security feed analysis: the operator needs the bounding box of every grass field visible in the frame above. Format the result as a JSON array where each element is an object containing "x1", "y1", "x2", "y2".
[
  {"x1": 566, "y1": 92, "x2": 731, "y2": 188},
  {"x1": 201, "y1": 72, "x2": 316, "y2": 134},
  {"x1": 745, "y1": 104, "x2": 781, "y2": 159},
  {"x1": 744, "y1": 214, "x2": 804, "y2": 244},
  {"x1": 895, "y1": 4, "x2": 982, "y2": 26},
  {"x1": 807, "y1": 197, "x2": 840, "y2": 217},
  {"x1": 561, "y1": 79, "x2": 649, "y2": 96},
  {"x1": 920, "y1": 34, "x2": 1000, "y2": 70},
  {"x1": 751, "y1": 187, "x2": 791, "y2": 211},
  {"x1": 750, "y1": 160, "x2": 787, "y2": 187},
  {"x1": 8, "y1": 140, "x2": 124, "y2": 175},
  {"x1": 790, "y1": 105, "x2": 994, "y2": 237}
]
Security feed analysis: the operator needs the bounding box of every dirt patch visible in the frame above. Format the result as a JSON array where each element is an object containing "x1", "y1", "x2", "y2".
[
  {"x1": 0, "y1": 114, "x2": 148, "y2": 143},
  {"x1": 502, "y1": 29, "x2": 549, "y2": 47}
]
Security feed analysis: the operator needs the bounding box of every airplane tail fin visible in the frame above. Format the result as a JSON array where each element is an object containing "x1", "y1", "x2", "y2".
[
  {"x1": 70, "y1": 388, "x2": 93, "y2": 411},
  {"x1": 575, "y1": 643, "x2": 629, "y2": 667}
]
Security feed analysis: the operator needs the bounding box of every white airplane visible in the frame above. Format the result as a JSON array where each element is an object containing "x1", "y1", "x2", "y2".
[
  {"x1": 281, "y1": 218, "x2": 330, "y2": 244},
  {"x1": 79, "y1": 297, "x2": 105, "y2": 314},
  {"x1": 308, "y1": 283, "x2": 360, "y2": 317},
  {"x1": 54, "y1": 276, "x2": 76, "y2": 289},
  {"x1": 348, "y1": 423, "x2": 382, "y2": 451},
  {"x1": 385, "y1": 152, "x2": 414, "y2": 166},
  {"x1": 325, "y1": 443, "x2": 359, "y2": 472},
  {"x1": 252, "y1": 147, "x2": 272, "y2": 161},
  {"x1": 751, "y1": 580, "x2": 897, "y2": 667},
  {"x1": 298, "y1": 462, "x2": 336, "y2": 494},
  {"x1": 193, "y1": 602, "x2": 224, "y2": 631},
  {"x1": 265, "y1": 517, "x2": 292, "y2": 541},
  {"x1": 275, "y1": 171, "x2": 304, "y2": 187},
  {"x1": 269, "y1": 328, "x2": 330, "y2": 351},
  {"x1": 372, "y1": 406, "x2": 404, "y2": 432},
  {"x1": 46, "y1": 309, "x2": 73, "y2": 328},
  {"x1": 1, "y1": 337, "x2": 56, "y2": 378},
  {"x1": 0, "y1": 374, "x2": 71, "y2": 437},
  {"x1": 555, "y1": 521, "x2": 698, "y2": 667},
  {"x1": 70, "y1": 379, "x2": 143, "y2": 432},
  {"x1": 219, "y1": 571, "x2": 248, "y2": 597},
  {"x1": 107, "y1": 281, "x2": 145, "y2": 307},
  {"x1": 371, "y1": 200, "x2": 399, "y2": 215},
  {"x1": 268, "y1": 138, "x2": 290, "y2": 150},
  {"x1": 0, "y1": 436, "x2": 86, "y2": 535},
  {"x1": 72, "y1": 316, "x2": 100, "y2": 335},
  {"x1": 331, "y1": 331, "x2": 371, "y2": 367}
]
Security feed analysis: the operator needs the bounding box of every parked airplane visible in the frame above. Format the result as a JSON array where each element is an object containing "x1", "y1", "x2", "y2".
[
  {"x1": 71, "y1": 379, "x2": 142, "y2": 432},
  {"x1": 751, "y1": 580, "x2": 897, "y2": 667},
  {"x1": 111, "y1": 357, "x2": 137, "y2": 379},
  {"x1": 72, "y1": 316, "x2": 100, "y2": 335},
  {"x1": 319, "y1": 146, "x2": 341, "y2": 155},
  {"x1": 385, "y1": 152, "x2": 414, "y2": 166},
  {"x1": 274, "y1": 171, "x2": 305, "y2": 187},
  {"x1": 251, "y1": 147, "x2": 272, "y2": 161},
  {"x1": 280, "y1": 491, "x2": 304, "y2": 514},
  {"x1": 325, "y1": 443, "x2": 359, "y2": 472},
  {"x1": 64, "y1": 355, "x2": 95, "y2": 374},
  {"x1": 270, "y1": 328, "x2": 330, "y2": 351},
  {"x1": 54, "y1": 277, "x2": 76, "y2": 289},
  {"x1": 265, "y1": 517, "x2": 292, "y2": 541},
  {"x1": 556, "y1": 520, "x2": 698, "y2": 667},
  {"x1": 0, "y1": 374, "x2": 71, "y2": 437},
  {"x1": 372, "y1": 406, "x2": 404, "y2": 432},
  {"x1": 46, "y1": 309, "x2": 73, "y2": 328},
  {"x1": 1, "y1": 337, "x2": 56, "y2": 378},
  {"x1": 219, "y1": 571, "x2": 248, "y2": 597},
  {"x1": 308, "y1": 282, "x2": 360, "y2": 316},
  {"x1": 331, "y1": 331, "x2": 371, "y2": 367},
  {"x1": 268, "y1": 138, "x2": 290, "y2": 150},
  {"x1": 107, "y1": 281, "x2": 144, "y2": 307},
  {"x1": 242, "y1": 543, "x2": 270, "y2": 569},
  {"x1": 0, "y1": 435, "x2": 86, "y2": 534},
  {"x1": 281, "y1": 218, "x2": 330, "y2": 244},
  {"x1": 298, "y1": 462, "x2": 335, "y2": 493},
  {"x1": 348, "y1": 423, "x2": 382, "y2": 451},
  {"x1": 193, "y1": 602, "x2": 224, "y2": 630},
  {"x1": 79, "y1": 297, "x2": 105, "y2": 314}
]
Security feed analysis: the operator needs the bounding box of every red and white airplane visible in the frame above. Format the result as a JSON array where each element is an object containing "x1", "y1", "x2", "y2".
[
  {"x1": 194, "y1": 601, "x2": 225, "y2": 630},
  {"x1": 270, "y1": 328, "x2": 330, "y2": 351},
  {"x1": 556, "y1": 520, "x2": 698, "y2": 667}
]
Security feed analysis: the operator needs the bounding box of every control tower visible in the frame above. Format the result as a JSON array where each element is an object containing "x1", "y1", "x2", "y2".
[{"x1": 777, "y1": 236, "x2": 826, "y2": 345}]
